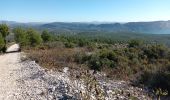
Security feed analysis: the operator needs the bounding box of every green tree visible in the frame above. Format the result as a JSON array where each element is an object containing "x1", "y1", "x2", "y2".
[
  {"x1": 0, "y1": 24, "x2": 10, "y2": 38},
  {"x1": 0, "y1": 24, "x2": 10, "y2": 52},
  {"x1": 0, "y1": 33, "x2": 5, "y2": 51},
  {"x1": 13, "y1": 27, "x2": 28, "y2": 46},
  {"x1": 26, "y1": 29, "x2": 42, "y2": 46},
  {"x1": 41, "y1": 30, "x2": 52, "y2": 42}
]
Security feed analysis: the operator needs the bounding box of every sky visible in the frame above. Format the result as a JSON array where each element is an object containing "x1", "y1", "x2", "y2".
[{"x1": 0, "y1": 0, "x2": 170, "y2": 22}]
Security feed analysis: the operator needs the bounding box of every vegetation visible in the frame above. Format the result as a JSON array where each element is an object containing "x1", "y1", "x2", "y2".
[
  {"x1": 0, "y1": 34, "x2": 5, "y2": 52},
  {"x1": 0, "y1": 24, "x2": 10, "y2": 39},
  {"x1": 13, "y1": 28, "x2": 42, "y2": 47},
  {"x1": 41, "y1": 30, "x2": 52, "y2": 42},
  {"x1": 13, "y1": 27, "x2": 28, "y2": 46},
  {"x1": 26, "y1": 29, "x2": 42, "y2": 46},
  {"x1": 128, "y1": 39, "x2": 143, "y2": 47},
  {"x1": 153, "y1": 88, "x2": 168, "y2": 100},
  {"x1": 0, "y1": 24, "x2": 10, "y2": 52},
  {"x1": 13, "y1": 27, "x2": 170, "y2": 97}
]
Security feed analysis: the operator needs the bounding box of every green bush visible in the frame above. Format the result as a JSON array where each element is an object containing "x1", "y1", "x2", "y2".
[
  {"x1": 143, "y1": 44, "x2": 168, "y2": 59},
  {"x1": 100, "y1": 58, "x2": 116, "y2": 68},
  {"x1": 26, "y1": 29, "x2": 42, "y2": 46},
  {"x1": 41, "y1": 30, "x2": 52, "y2": 42},
  {"x1": 0, "y1": 24, "x2": 9, "y2": 39},
  {"x1": 75, "y1": 49, "x2": 118, "y2": 71},
  {"x1": 0, "y1": 24, "x2": 9, "y2": 52},
  {"x1": 77, "y1": 39, "x2": 90, "y2": 47},
  {"x1": 100, "y1": 49, "x2": 118, "y2": 62},
  {"x1": 128, "y1": 39, "x2": 143, "y2": 48},
  {"x1": 88, "y1": 55, "x2": 102, "y2": 71},
  {"x1": 0, "y1": 33, "x2": 5, "y2": 52},
  {"x1": 14, "y1": 28, "x2": 42, "y2": 47},
  {"x1": 140, "y1": 65, "x2": 170, "y2": 94},
  {"x1": 64, "y1": 42, "x2": 75, "y2": 48},
  {"x1": 86, "y1": 43, "x2": 96, "y2": 51},
  {"x1": 13, "y1": 27, "x2": 28, "y2": 46},
  {"x1": 74, "y1": 52, "x2": 87, "y2": 63}
]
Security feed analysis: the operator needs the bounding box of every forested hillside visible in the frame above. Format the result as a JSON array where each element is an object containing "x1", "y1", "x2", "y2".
[{"x1": 1, "y1": 20, "x2": 170, "y2": 34}]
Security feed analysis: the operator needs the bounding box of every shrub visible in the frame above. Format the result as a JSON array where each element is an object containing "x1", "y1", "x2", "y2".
[
  {"x1": 74, "y1": 52, "x2": 87, "y2": 64},
  {"x1": 26, "y1": 29, "x2": 42, "y2": 46},
  {"x1": 99, "y1": 49, "x2": 117, "y2": 61},
  {"x1": 140, "y1": 65, "x2": 170, "y2": 95},
  {"x1": 41, "y1": 30, "x2": 52, "y2": 42},
  {"x1": 75, "y1": 49, "x2": 118, "y2": 71},
  {"x1": 100, "y1": 58, "x2": 116, "y2": 68},
  {"x1": 88, "y1": 55, "x2": 102, "y2": 71},
  {"x1": 0, "y1": 24, "x2": 9, "y2": 52},
  {"x1": 64, "y1": 42, "x2": 75, "y2": 48},
  {"x1": 86, "y1": 43, "x2": 96, "y2": 51},
  {"x1": 0, "y1": 33, "x2": 5, "y2": 52},
  {"x1": 78, "y1": 39, "x2": 90, "y2": 47},
  {"x1": 0, "y1": 24, "x2": 9, "y2": 39},
  {"x1": 13, "y1": 27, "x2": 28, "y2": 46},
  {"x1": 143, "y1": 44, "x2": 168, "y2": 59},
  {"x1": 128, "y1": 39, "x2": 143, "y2": 48},
  {"x1": 14, "y1": 28, "x2": 42, "y2": 47}
]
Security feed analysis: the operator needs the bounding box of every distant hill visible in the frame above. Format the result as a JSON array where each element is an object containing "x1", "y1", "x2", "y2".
[
  {"x1": 0, "y1": 20, "x2": 45, "y2": 29},
  {"x1": 1, "y1": 20, "x2": 170, "y2": 34},
  {"x1": 41, "y1": 21, "x2": 170, "y2": 34}
]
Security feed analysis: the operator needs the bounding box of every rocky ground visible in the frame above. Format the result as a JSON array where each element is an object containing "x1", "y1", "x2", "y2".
[{"x1": 0, "y1": 44, "x2": 154, "y2": 100}]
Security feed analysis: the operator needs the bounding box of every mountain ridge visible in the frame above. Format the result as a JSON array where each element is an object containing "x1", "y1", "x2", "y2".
[{"x1": 1, "y1": 20, "x2": 170, "y2": 34}]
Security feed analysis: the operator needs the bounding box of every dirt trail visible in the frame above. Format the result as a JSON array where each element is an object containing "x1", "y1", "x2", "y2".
[
  {"x1": 0, "y1": 44, "x2": 74, "y2": 100},
  {"x1": 0, "y1": 44, "x2": 21, "y2": 99}
]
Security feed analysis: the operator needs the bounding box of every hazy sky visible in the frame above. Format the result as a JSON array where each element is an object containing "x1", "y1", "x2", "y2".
[{"x1": 0, "y1": 0, "x2": 170, "y2": 22}]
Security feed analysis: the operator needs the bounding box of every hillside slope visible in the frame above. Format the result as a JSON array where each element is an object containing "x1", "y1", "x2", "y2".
[{"x1": 0, "y1": 44, "x2": 152, "y2": 99}]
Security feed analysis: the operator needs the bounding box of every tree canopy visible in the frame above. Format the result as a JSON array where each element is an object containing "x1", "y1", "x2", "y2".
[
  {"x1": 41, "y1": 30, "x2": 52, "y2": 42},
  {"x1": 0, "y1": 24, "x2": 9, "y2": 52},
  {"x1": 0, "y1": 24, "x2": 9, "y2": 38}
]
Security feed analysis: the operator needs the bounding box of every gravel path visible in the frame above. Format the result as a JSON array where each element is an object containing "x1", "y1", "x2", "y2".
[
  {"x1": 0, "y1": 44, "x2": 72, "y2": 100},
  {"x1": 0, "y1": 44, "x2": 152, "y2": 100},
  {"x1": 0, "y1": 44, "x2": 21, "y2": 99}
]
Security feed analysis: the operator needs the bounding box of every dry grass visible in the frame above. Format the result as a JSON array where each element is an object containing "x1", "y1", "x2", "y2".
[{"x1": 24, "y1": 44, "x2": 87, "y2": 70}]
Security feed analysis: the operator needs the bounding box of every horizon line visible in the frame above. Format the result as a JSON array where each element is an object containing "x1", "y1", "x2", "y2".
[{"x1": 1, "y1": 20, "x2": 170, "y2": 23}]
